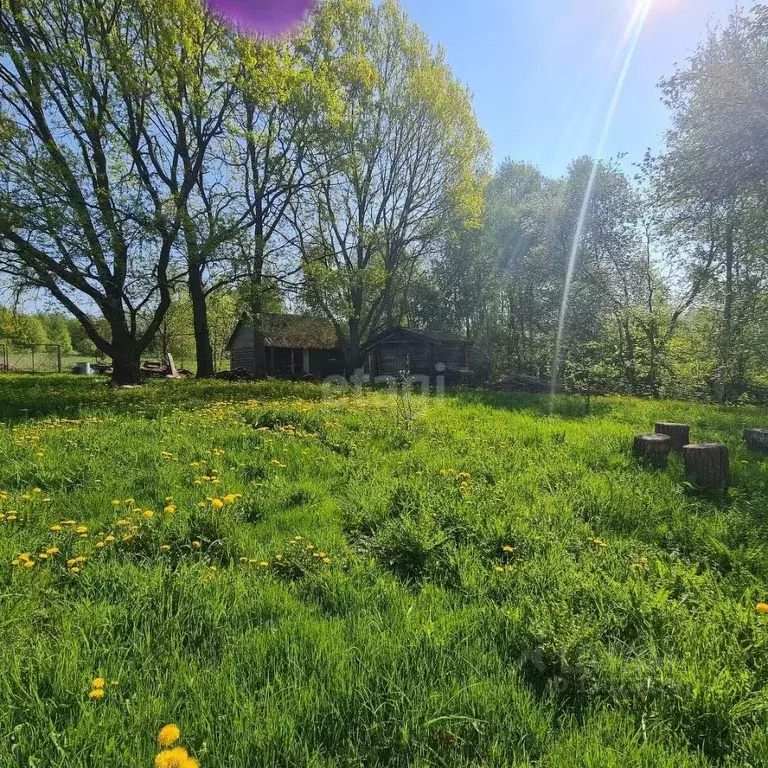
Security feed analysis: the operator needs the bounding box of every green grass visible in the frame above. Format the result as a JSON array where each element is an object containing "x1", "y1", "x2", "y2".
[{"x1": 1, "y1": 375, "x2": 767, "y2": 767}]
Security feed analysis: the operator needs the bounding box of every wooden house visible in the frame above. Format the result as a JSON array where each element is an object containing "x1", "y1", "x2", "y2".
[
  {"x1": 225, "y1": 314, "x2": 346, "y2": 378},
  {"x1": 366, "y1": 327, "x2": 474, "y2": 382}
]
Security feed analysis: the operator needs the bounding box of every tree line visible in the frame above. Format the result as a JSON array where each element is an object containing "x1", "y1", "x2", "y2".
[{"x1": 1, "y1": 0, "x2": 767, "y2": 400}]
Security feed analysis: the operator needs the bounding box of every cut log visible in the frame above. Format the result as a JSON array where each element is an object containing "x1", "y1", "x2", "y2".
[
  {"x1": 743, "y1": 428, "x2": 768, "y2": 452},
  {"x1": 684, "y1": 444, "x2": 730, "y2": 490},
  {"x1": 655, "y1": 422, "x2": 690, "y2": 451},
  {"x1": 633, "y1": 434, "x2": 672, "y2": 468}
]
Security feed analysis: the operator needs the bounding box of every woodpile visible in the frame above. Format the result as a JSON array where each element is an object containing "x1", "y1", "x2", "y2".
[
  {"x1": 684, "y1": 443, "x2": 730, "y2": 490},
  {"x1": 655, "y1": 422, "x2": 690, "y2": 452},
  {"x1": 633, "y1": 434, "x2": 672, "y2": 468}
]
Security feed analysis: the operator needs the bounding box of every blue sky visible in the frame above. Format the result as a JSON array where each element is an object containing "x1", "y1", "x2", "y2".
[{"x1": 401, "y1": 0, "x2": 738, "y2": 177}]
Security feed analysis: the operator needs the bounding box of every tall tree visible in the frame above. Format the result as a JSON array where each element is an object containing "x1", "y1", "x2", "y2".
[
  {"x1": 0, "y1": 0, "x2": 227, "y2": 383},
  {"x1": 295, "y1": 0, "x2": 488, "y2": 371}
]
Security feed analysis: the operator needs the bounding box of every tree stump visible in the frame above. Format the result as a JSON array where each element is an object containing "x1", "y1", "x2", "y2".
[
  {"x1": 655, "y1": 422, "x2": 690, "y2": 452},
  {"x1": 633, "y1": 434, "x2": 672, "y2": 468},
  {"x1": 684, "y1": 444, "x2": 730, "y2": 490},
  {"x1": 744, "y1": 428, "x2": 768, "y2": 452}
]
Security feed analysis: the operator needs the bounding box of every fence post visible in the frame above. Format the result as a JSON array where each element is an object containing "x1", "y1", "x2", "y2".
[
  {"x1": 31, "y1": 345, "x2": 35, "y2": 373},
  {"x1": 2, "y1": 345, "x2": 6, "y2": 373},
  {"x1": 57, "y1": 345, "x2": 62, "y2": 373}
]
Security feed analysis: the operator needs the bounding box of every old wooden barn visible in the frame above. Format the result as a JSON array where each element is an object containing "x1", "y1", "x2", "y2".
[
  {"x1": 225, "y1": 314, "x2": 346, "y2": 378},
  {"x1": 366, "y1": 327, "x2": 474, "y2": 381}
]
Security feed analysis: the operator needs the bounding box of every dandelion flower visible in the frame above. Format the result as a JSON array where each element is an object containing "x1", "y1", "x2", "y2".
[
  {"x1": 160, "y1": 544, "x2": 171, "y2": 552},
  {"x1": 502, "y1": 545, "x2": 514, "y2": 553},
  {"x1": 191, "y1": 541, "x2": 201, "y2": 549},
  {"x1": 164, "y1": 505, "x2": 176, "y2": 515},
  {"x1": 211, "y1": 499, "x2": 224, "y2": 509},
  {"x1": 95, "y1": 541, "x2": 105, "y2": 549},
  {"x1": 757, "y1": 603, "x2": 768, "y2": 614},
  {"x1": 92, "y1": 678, "x2": 105, "y2": 689},
  {"x1": 493, "y1": 566, "x2": 504, "y2": 573},
  {"x1": 23, "y1": 560, "x2": 35, "y2": 569},
  {"x1": 105, "y1": 535, "x2": 116, "y2": 543},
  {"x1": 88, "y1": 688, "x2": 104, "y2": 701},
  {"x1": 157, "y1": 723, "x2": 181, "y2": 747},
  {"x1": 223, "y1": 494, "x2": 236, "y2": 504},
  {"x1": 143, "y1": 510, "x2": 154, "y2": 519},
  {"x1": 259, "y1": 561, "x2": 269, "y2": 567},
  {"x1": 50, "y1": 524, "x2": 62, "y2": 532},
  {"x1": 46, "y1": 547, "x2": 59, "y2": 555},
  {"x1": 155, "y1": 747, "x2": 191, "y2": 768},
  {"x1": 322, "y1": 557, "x2": 332, "y2": 565}
]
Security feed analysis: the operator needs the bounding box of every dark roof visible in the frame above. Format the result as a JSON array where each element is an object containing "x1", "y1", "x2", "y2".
[
  {"x1": 225, "y1": 314, "x2": 339, "y2": 352},
  {"x1": 367, "y1": 326, "x2": 472, "y2": 347}
]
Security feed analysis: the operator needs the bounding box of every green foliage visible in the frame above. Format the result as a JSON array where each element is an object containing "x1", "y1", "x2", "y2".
[{"x1": 9, "y1": 377, "x2": 768, "y2": 765}]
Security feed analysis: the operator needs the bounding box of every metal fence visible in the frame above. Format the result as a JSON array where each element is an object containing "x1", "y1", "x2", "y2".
[{"x1": 1, "y1": 344, "x2": 62, "y2": 373}]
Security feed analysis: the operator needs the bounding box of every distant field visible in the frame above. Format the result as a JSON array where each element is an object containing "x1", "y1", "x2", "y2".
[{"x1": 1, "y1": 375, "x2": 767, "y2": 767}]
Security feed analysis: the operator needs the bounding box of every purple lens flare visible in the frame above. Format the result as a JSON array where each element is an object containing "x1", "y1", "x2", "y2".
[{"x1": 207, "y1": 0, "x2": 315, "y2": 36}]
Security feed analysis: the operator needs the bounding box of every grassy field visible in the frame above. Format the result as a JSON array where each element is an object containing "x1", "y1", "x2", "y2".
[{"x1": 1, "y1": 375, "x2": 767, "y2": 767}]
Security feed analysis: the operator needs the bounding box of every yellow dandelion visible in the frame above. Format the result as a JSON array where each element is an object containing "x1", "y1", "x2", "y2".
[
  {"x1": 211, "y1": 499, "x2": 224, "y2": 509},
  {"x1": 143, "y1": 510, "x2": 154, "y2": 519},
  {"x1": 259, "y1": 561, "x2": 269, "y2": 567},
  {"x1": 163, "y1": 505, "x2": 176, "y2": 515},
  {"x1": 92, "y1": 677, "x2": 105, "y2": 689},
  {"x1": 323, "y1": 557, "x2": 332, "y2": 565},
  {"x1": 22, "y1": 559, "x2": 35, "y2": 569},
  {"x1": 157, "y1": 723, "x2": 181, "y2": 747},
  {"x1": 223, "y1": 494, "x2": 236, "y2": 504},
  {"x1": 160, "y1": 544, "x2": 171, "y2": 552},
  {"x1": 46, "y1": 547, "x2": 59, "y2": 555},
  {"x1": 502, "y1": 545, "x2": 514, "y2": 553},
  {"x1": 111, "y1": 500, "x2": 122, "y2": 506},
  {"x1": 191, "y1": 541, "x2": 201, "y2": 549},
  {"x1": 88, "y1": 688, "x2": 104, "y2": 701},
  {"x1": 38, "y1": 553, "x2": 48, "y2": 560},
  {"x1": 493, "y1": 566, "x2": 504, "y2": 573},
  {"x1": 10, "y1": 560, "x2": 20, "y2": 566},
  {"x1": 757, "y1": 603, "x2": 768, "y2": 614},
  {"x1": 50, "y1": 524, "x2": 62, "y2": 532},
  {"x1": 61, "y1": 520, "x2": 75, "y2": 526},
  {"x1": 95, "y1": 541, "x2": 105, "y2": 549},
  {"x1": 155, "y1": 747, "x2": 191, "y2": 768},
  {"x1": 105, "y1": 535, "x2": 116, "y2": 543}
]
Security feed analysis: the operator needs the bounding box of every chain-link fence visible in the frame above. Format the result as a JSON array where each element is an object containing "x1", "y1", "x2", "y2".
[{"x1": 1, "y1": 344, "x2": 62, "y2": 373}]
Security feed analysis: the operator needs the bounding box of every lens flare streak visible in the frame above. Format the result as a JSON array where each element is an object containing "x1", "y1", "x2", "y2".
[{"x1": 549, "y1": 0, "x2": 654, "y2": 409}]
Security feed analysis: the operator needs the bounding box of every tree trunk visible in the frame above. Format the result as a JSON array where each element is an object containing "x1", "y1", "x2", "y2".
[
  {"x1": 655, "y1": 422, "x2": 690, "y2": 452},
  {"x1": 250, "y1": 277, "x2": 267, "y2": 379},
  {"x1": 633, "y1": 434, "x2": 672, "y2": 468},
  {"x1": 684, "y1": 444, "x2": 730, "y2": 490},
  {"x1": 346, "y1": 317, "x2": 362, "y2": 374},
  {"x1": 744, "y1": 428, "x2": 768, "y2": 452},
  {"x1": 110, "y1": 344, "x2": 142, "y2": 385},
  {"x1": 717, "y1": 220, "x2": 735, "y2": 403},
  {"x1": 188, "y1": 262, "x2": 214, "y2": 378}
]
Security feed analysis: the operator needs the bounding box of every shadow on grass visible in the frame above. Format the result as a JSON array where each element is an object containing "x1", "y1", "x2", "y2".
[
  {"x1": 0, "y1": 374, "x2": 326, "y2": 423},
  {"x1": 449, "y1": 388, "x2": 613, "y2": 419}
]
